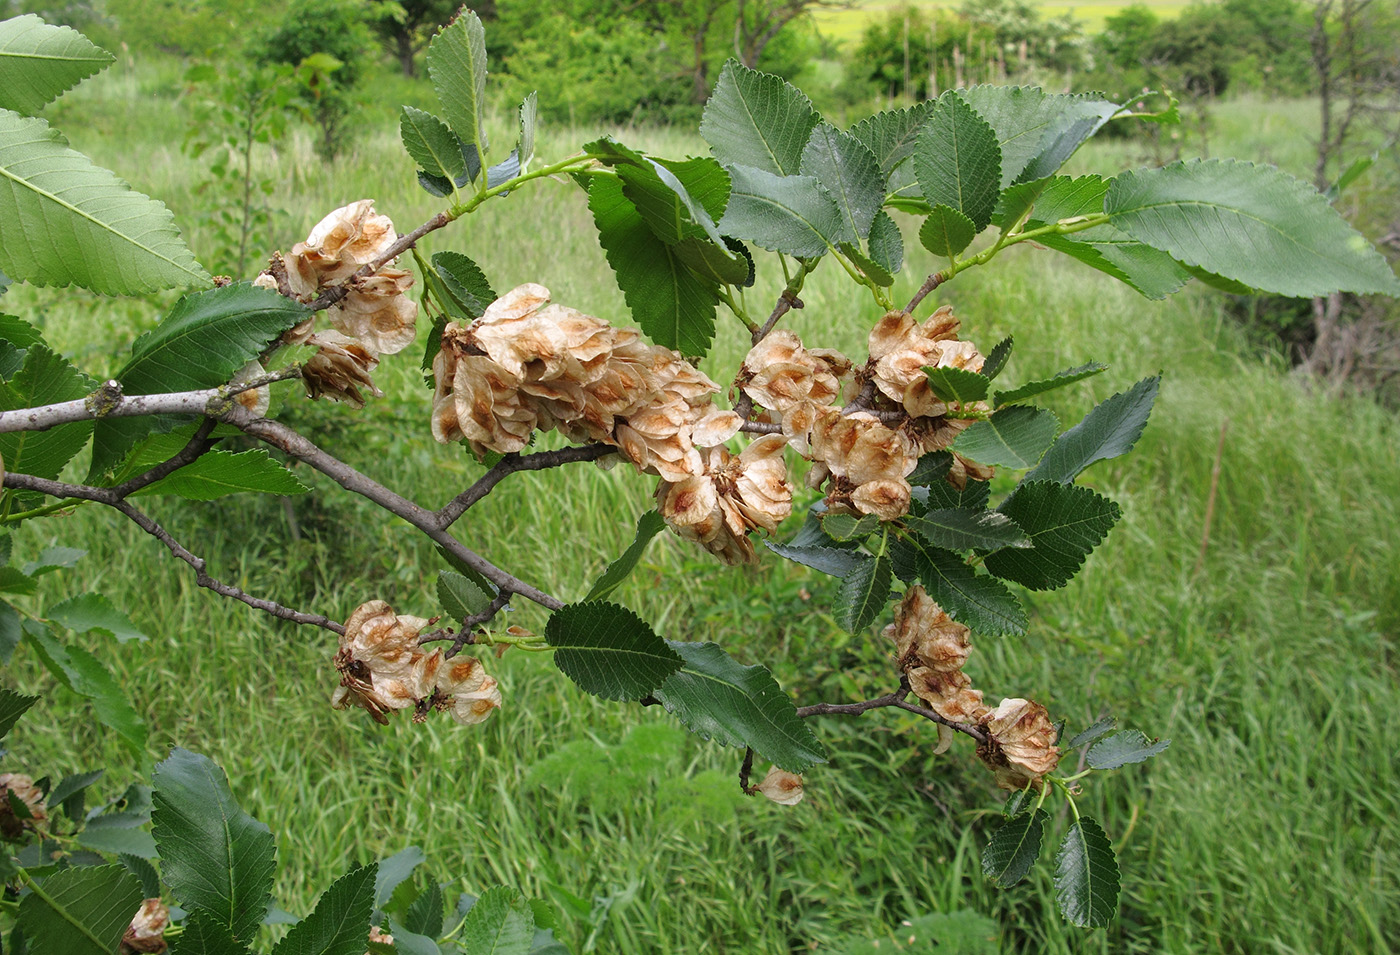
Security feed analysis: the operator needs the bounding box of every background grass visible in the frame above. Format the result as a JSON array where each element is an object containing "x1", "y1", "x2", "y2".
[{"x1": 1, "y1": 52, "x2": 1397, "y2": 955}]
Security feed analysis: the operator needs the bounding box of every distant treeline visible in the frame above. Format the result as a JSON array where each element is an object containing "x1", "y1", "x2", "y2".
[{"x1": 4, "y1": 0, "x2": 1397, "y2": 123}]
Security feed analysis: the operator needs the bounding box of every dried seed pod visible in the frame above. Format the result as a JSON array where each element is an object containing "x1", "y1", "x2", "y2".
[
  {"x1": 754, "y1": 766, "x2": 805, "y2": 805},
  {"x1": 303, "y1": 332, "x2": 382, "y2": 408},
  {"x1": 120, "y1": 899, "x2": 170, "y2": 955},
  {"x1": 0, "y1": 773, "x2": 45, "y2": 838},
  {"x1": 434, "y1": 655, "x2": 503, "y2": 724},
  {"x1": 977, "y1": 697, "x2": 1062, "y2": 791},
  {"x1": 883, "y1": 586, "x2": 972, "y2": 674},
  {"x1": 330, "y1": 268, "x2": 418, "y2": 355}
]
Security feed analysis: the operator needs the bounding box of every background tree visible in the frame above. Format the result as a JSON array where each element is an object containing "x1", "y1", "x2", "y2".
[
  {"x1": 370, "y1": 0, "x2": 479, "y2": 77},
  {"x1": 250, "y1": 0, "x2": 376, "y2": 160}
]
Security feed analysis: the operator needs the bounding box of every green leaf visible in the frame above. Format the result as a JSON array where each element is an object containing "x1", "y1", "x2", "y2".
[
  {"x1": 0, "y1": 566, "x2": 37, "y2": 594},
  {"x1": 24, "y1": 626, "x2": 146, "y2": 756},
  {"x1": 820, "y1": 513, "x2": 878, "y2": 542},
  {"x1": 518, "y1": 91, "x2": 537, "y2": 171},
  {"x1": 0, "y1": 686, "x2": 37, "y2": 739},
  {"x1": 404, "y1": 882, "x2": 444, "y2": 938},
  {"x1": 1015, "y1": 95, "x2": 1119, "y2": 183},
  {"x1": 994, "y1": 362, "x2": 1106, "y2": 407},
  {"x1": 459, "y1": 886, "x2": 535, "y2": 955},
  {"x1": 588, "y1": 174, "x2": 718, "y2": 357},
  {"x1": 88, "y1": 283, "x2": 308, "y2": 479},
  {"x1": 1027, "y1": 376, "x2": 1159, "y2": 484},
  {"x1": 890, "y1": 534, "x2": 1026, "y2": 636},
  {"x1": 399, "y1": 106, "x2": 466, "y2": 182},
  {"x1": 385, "y1": 920, "x2": 442, "y2": 955},
  {"x1": 919, "y1": 205, "x2": 976, "y2": 259},
  {"x1": 800, "y1": 123, "x2": 883, "y2": 240},
  {"x1": 1105, "y1": 159, "x2": 1400, "y2": 296},
  {"x1": 0, "y1": 15, "x2": 113, "y2": 116},
  {"x1": 997, "y1": 177, "x2": 1051, "y2": 234},
  {"x1": 1, "y1": 313, "x2": 42, "y2": 379},
  {"x1": 432, "y1": 250, "x2": 496, "y2": 320},
  {"x1": 438, "y1": 571, "x2": 492, "y2": 622},
  {"x1": 120, "y1": 852, "x2": 161, "y2": 897},
  {"x1": 152, "y1": 747, "x2": 277, "y2": 943},
  {"x1": 951, "y1": 406, "x2": 1059, "y2": 469},
  {"x1": 838, "y1": 242, "x2": 893, "y2": 287},
  {"x1": 848, "y1": 102, "x2": 932, "y2": 184},
  {"x1": 0, "y1": 343, "x2": 93, "y2": 481},
  {"x1": 836, "y1": 554, "x2": 892, "y2": 632},
  {"x1": 904, "y1": 509, "x2": 1029, "y2": 553},
  {"x1": 544, "y1": 602, "x2": 682, "y2": 702},
  {"x1": 1056, "y1": 818, "x2": 1120, "y2": 927},
  {"x1": 907, "y1": 451, "x2": 952, "y2": 487},
  {"x1": 585, "y1": 510, "x2": 666, "y2": 602},
  {"x1": 1325, "y1": 152, "x2": 1373, "y2": 203},
  {"x1": 1086, "y1": 729, "x2": 1170, "y2": 769},
  {"x1": 982, "y1": 336, "x2": 1013, "y2": 381},
  {"x1": 75, "y1": 823, "x2": 158, "y2": 858},
  {"x1": 271, "y1": 863, "x2": 377, "y2": 955},
  {"x1": 982, "y1": 808, "x2": 1047, "y2": 887},
  {"x1": 700, "y1": 60, "x2": 817, "y2": 177},
  {"x1": 1003, "y1": 788, "x2": 1034, "y2": 818},
  {"x1": 867, "y1": 210, "x2": 904, "y2": 274},
  {"x1": 427, "y1": 9, "x2": 488, "y2": 158},
  {"x1": 957, "y1": 87, "x2": 1116, "y2": 187},
  {"x1": 17, "y1": 863, "x2": 142, "y2": 955},
  {"x1": 718, "y1": 164, "x2": 851, "y2": 257},
  {"x1": 764, "y1": 540, "x2": 864, "y2": 578},
  {"x1": 654, "y1": 641, "x2": 826, "y2": 772},
  {"x1": 1025, "y1": 176, "x2": 1191, "y2": 299},
  {"x1": 138, "y1": 449, "x2": 309, "y2": 501},
  {"x1": 169, "y1": 912, "x2": 253, "y2": 955},
  {"x1": 46, "y1": 592, "x2": 146, "y2": 642},
  {"x1": 923, "y1": 366, "x2": 990, "y2": 404},
  {"x1": 1066, "y1": 716, "x2": 1117, "y2": 750},
  {"x1": 374, "y1": 846, "x2": 426, "y2": 910},
  {"x1": 985, "y1": 482, "x2": 1121, "y2": 590},
  {"x1": 21, "y1": 545, "x2": 85, "y2": 575},
  {"x1": 913, "y1": 92, "x2": 1002, "y2": 234},
  {"x1": 0, "y1": 110, "x2": 208, "y2": 293}
]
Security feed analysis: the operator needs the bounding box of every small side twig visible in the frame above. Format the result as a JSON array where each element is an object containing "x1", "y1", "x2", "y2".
[
  {"x1": 797, "y1": 688, "x2": 988, "y2": 745},
  {"x1": 308, "y1": 212, "x2": 452, "y2": 312},
  {"x1": 447, "y1": 591, "x2": 513, "y2": 656},
  {"x1": 753, "y1": 288, "x2": 803, "y2": 344},
  {"x1": 437, "y1": 444, "x2": 616, "y2": 528},
  {"x1": 903, "y1": 270, "x2": 948, "y2": 315}
]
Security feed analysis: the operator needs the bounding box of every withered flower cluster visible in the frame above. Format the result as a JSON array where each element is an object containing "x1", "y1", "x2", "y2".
[
  {"x1": 0, "y1": 773, "x2": 45, "y2": 838},
  {"x1": 885, "y1": 586, "x2": 1060, "y2": 790},
  {"x1": 255, "y1": 200, "x2": 418, "y2": 407},
  {"x1": 739, "y1": 307, "x2": 993, "y2": 525},
  {"x1": 332, "y1": 600, "x2": 501, "y2": 726},
  {"x1": 120, "y1": 899, "x2": 171, "y2": 955},
  {"x1": 432, "y1": 284, "x2": 793, "y2": 563}
]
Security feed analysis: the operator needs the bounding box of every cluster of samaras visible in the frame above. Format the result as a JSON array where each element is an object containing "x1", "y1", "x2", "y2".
[
  {"x1": 254, "y1": 200, "x2": 419, "y2": 407},
  {"x1": 431, "y1": 285, "x2": 994, "y2": 565}
]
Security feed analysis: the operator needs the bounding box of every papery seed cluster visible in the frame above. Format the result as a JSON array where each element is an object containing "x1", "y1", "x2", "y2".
[
  {"x1": 332, "y1": 600, "x2": 501, "y2": 725},
  {"x1": 255, "y1": 200, "x2": 419, "y2": 408},
  {"x1": 431, "y1": 286, "x2": 998, "y2": 564},
  {"x1": 884, "y1": 586, "x2": 1060, "y2": 789}
]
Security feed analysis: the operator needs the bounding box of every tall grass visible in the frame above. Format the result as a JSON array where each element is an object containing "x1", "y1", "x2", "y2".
[{"x1": 2, "y1": 56, "x2": 1396, "y2": 953}]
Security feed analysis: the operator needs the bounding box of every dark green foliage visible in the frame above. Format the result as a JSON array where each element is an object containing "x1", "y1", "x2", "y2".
[{"x1": 248, "y1": 0, "x2": 375, "y2": 159}]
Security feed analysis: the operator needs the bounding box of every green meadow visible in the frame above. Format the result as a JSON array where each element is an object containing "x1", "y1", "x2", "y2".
[
  {"x1": 2, "y1": 52, "x2": 1397, "y2": 954},
  {"x1": 810, "y1": 1, "x2": 1191, "y2": 41}
]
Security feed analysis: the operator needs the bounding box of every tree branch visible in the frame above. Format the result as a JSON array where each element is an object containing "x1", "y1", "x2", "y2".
[
  {"x1": 437, "y1": 444, "x2": 617, "y2": 528},
  {"x1": 308, "y1": 212, "x2": 452, "y2": 312},
  {"x1": 220, "y1": 405, "x2": 565, "y2": 611},
  {"x1": 0, "y1": 368, "x2": 303, "y2": 435},
  {"x1": 797, "y1": 689, "x2": 988, "y2": 744},
  {"x1": 904, "y1": 270, "x2": 948, "y2": 315},
  {"x1": 1, "y1": 470, "x2": 342, "y2": 633}
]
